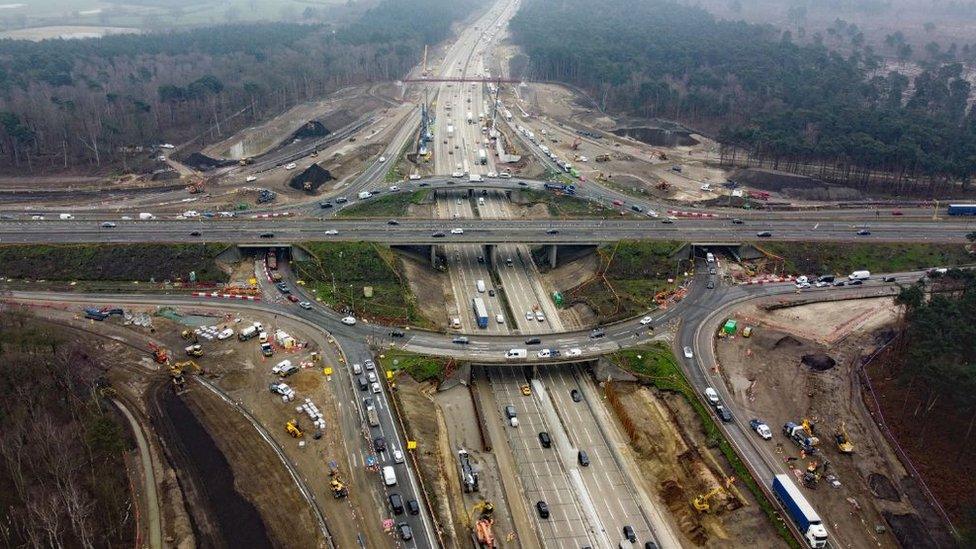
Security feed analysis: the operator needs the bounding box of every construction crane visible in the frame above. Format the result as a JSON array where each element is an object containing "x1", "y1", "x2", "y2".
[
  {"x1": 285, "y1": 419, "x2": 303, "y2": 438},
  {"x1": 148, "y1": 342, "x2": 168, "y2": 364},
  {"x1": 835, "y1": 422, "x2": 854, "y2": 454}
]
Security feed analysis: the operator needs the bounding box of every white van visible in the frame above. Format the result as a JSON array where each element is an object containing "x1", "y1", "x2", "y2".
[
  {"x1": 358, "y1": 191, "x2": 372, "y2": 200},
  {"x1": 139, "y1": 212, "x2": 155, "y2": 220},
  {"x1": 505, "y1": 348, "x2": 527, "y2": 360},
  {"x1": 383, "y1": 465, "x2": 397, "y2": 486},
  {"x1": 272, "y1": 359, "x2": 293, "y2": 375},
  {"x1": 706, "y1": 252, "x2": 715, "y2": 263},
  {"x1": 59, "y1": 213, "x2": 74, "y2": 220},
  {"x1": 352, "y1": 363, "x2": 363, "y2": 375},
  {"x1": 495, "y1": 313, "x2": 505, "y2": 324},
  {"x1": 848, "y1": 270, "x2": 871, "y2": 281},
  {"x1": 476, "y1": 280, "x2": 486, "y2": 293}
]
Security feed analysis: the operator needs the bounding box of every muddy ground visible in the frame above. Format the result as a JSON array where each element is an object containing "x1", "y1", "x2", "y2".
[
  {"x1": 715, "y1": 298, "x2": 956, "y2": 548},
  {"x1": 399, "y1": 252, "x2": 454, "y2": 330},
  {"x1": 607, "y1": 381, "x2": 785, "y2": 548}
]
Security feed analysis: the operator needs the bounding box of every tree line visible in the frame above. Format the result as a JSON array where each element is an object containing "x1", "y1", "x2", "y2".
[
  {"x1": 0, "y1": 0, "x2": 478, "y2": 174},
  {"x1": 510, "y1": 0, "x2": 976, "y2": 195}
]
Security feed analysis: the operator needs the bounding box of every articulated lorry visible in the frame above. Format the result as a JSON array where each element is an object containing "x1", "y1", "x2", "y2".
[{"x1": 772, "y1": 474, "x2": 828, "y2": 548}]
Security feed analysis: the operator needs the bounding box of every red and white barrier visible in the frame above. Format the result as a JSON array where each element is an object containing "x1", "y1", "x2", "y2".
[
  {"x1": 192, "y1": 292, "x2": 261, "y2": 301},
  {"x1": 742, "y1": 275, "x2": 795, "y2": 285},
  {"x1": 251, "y1": 212, "x2": 292, "y2": 219}
]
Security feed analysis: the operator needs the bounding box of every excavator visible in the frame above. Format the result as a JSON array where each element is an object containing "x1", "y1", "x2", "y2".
[
  {"x1": 168, "y1": 360, "x2": 201, "y2": 393},
  {"x1": 692, "y1": 476, "x2": 736, "y2": 513},
  {"x1": 328, "y1": 461, "x2": 349, "y2": 498},
  {"x1": 470, "y1": 500, "x2": 495, "y2": 548},
  {"x1": 835, "y1": 422, "x2": 854, "y2": 454},
  {"x1": 148, "y1": 342, "x2": 168, "y2": 364},
  {"x1": 285, "y1": 419, "x2": 304, "y2": 438}
]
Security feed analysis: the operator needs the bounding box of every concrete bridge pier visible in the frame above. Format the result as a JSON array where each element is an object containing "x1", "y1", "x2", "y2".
[{"x1": 547, "y1": 245, "x2": 558, "y2": 269}]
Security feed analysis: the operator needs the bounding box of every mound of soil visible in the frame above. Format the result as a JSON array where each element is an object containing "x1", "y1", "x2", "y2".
[
  {"x1": 772, "y1": 335, "x2": 803, "y2": 349},
  {"x1": 731, "y1": 168, "x2": 861, "y2": 201},
  {"x1": 288, "y1": 164, "x2": 333, "y2": 193},
  {"x1": 182, "y1": 152, "x2": 235, "y2": 171},
  {"x1": 292, "y1": 120, "x2": 330, "y2": 140},
  {"x1": 612, "y1": 126, "x2": 698, "y2": 147},
  {"x1": 150, "y1": 168, "x2": 180, "y2": 181},
  {"x1": 882, "y1": 512, "x2": 937, "y2": 548},
  {"x1": 868, "y1": 473, "x2": 901, "y2": 502},
  {"x1": 801, "y1": 353, "x2": 836, "y2": 371}
]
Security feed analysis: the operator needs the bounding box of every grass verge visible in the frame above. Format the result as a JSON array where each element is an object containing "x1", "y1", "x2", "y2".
[
  {"x1": 377, "y1": 349, "x2": 449, "y2": 383},
  {"x1": 612, "y1": 343, "x2": 802, "y2": 549},
  {"x1": 759, "y1": 242, "x2": 973, "y2": 275},
  {"x1": 516, "y1": 189, "x2": 617, "y2": 217},
  {"x1": 0, "y1": 243, "x2": 228, "y2": 282},
  {"x1": 337, "y1": 189, "x2": 430, "y2": 218},
  {"x1": 294, "y1": 242, "x2": 433, "y2": 327}
]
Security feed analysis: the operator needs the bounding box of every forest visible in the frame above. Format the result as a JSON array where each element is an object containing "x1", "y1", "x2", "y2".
[
  {"x1": 510, "y1": 0, "x2": 976, "y2": 194},
  {"x1": 0, "y1": 0, "x2": 478, "y2": 174}
]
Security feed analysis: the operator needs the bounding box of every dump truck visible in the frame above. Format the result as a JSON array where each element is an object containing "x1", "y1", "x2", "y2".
[
  {"x1": 783, "y1": 421, "x2": 819, "y2": 453},
  {"x1": 459, "y1": 449, "x2": 480, "y2": 493},
  {"x1": 772, "y1": 474, "x2": 828, "y2": 548},
  {"x1": 366, "y1": 404, "x2": 380, "y2": 427}
]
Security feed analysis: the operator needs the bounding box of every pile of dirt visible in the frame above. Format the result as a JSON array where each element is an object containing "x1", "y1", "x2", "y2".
[
  {"x1": 731, "y1": 168, "x2": 861, "y2": 201},
  {"x1": 771, "y1": 334, "x2": 803, "y2": 349},
  {"x1": 182, "y1": 152, "x2": 235, "y2": 171},
  {"x1": 150, "y1": 168, "x2": 180, "y2": 181},
  {"x1": 882, "y1": 512, "x2": 939, "y2": 548},
  {"x1": 288, "y1": 164, "x2": 333, "y2": 193},
  {"x1": 801, "y1": 353, "x2": 836, "y2": 371},
  {"x1": 292, "y1": 120, "x2": 330, "y2": 140},
  {"x1": 612, "y1": 126, "x2": 698, "y2": 147}
]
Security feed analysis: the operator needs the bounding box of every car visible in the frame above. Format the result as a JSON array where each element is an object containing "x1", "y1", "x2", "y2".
[
  {"x1": 477, "y1": 255, "x2": 485, "y2": 263},
  {"x1": 488, "y1": 289, "x2": 495, "y2": 297},
  {"x1": 319, "y1": 201, "x2": 333, "y2": 209},
  {"x1": 452, "y1": 336, "x2": 470, "y2": 344},
  {"x1": 661, "y1": 218, "x2": 674, "y2": 224},
  {"x1": 286, "y1": 294, "x2": 299, "y2": 303},
  {"x1": 849, "y1": 279, "x2": 863, "y2": 285},
  {"x1": 537, "y1": 349, "x2": 552, "y2": 358},
  {"x1": 882, "y1": 276, "x2": 896, "y2": 282},
  {"x1": 341, "y1": 316, "x2": 356, "y2": 326},
  {"x1": 623, "y1": 525, "x2": 637, "y2": 543},
  {"x1": 706, "y1": 280, "x2": 715, "y2": 289},
  {"x1": 683, "y1": 346, "x2": 694, "y2": 359},
  {"x1": 389, "y1": 185, "x2": 399, "y2": 192},
  {"x1": 367, "y1": 371, "x2": 377, "y2": 383},
  {"x1": 590, "y1": 329, "x2": 606, "y2": 339},
  {"x1": 190, "y1": 231, "x2": 202, "y2": 236},
  {"x1": 571, "y1": 389, "x2": 582, "y2": 402},
  {"x1": 716, "y1": 404, "x2": 733, "y2": 423},
  {"x1": 795, "y1": 281, "x2": 810, "y2": 289},
  {"x1": 525, "y1": 311, "x2": 534, "y2": 321},
  {"x1": 373, "y1": 436, "x2": 386, "y2": 452},
  {"x1": 335, "y1": 197, "x2": 348, "y2": 203},
  {"x1": 525, "y1": 337, "x2": 541, "y2": 345},
  {"x1": 546, "y1": 229, "x2": 559, "y2": 235},
  {"x1": 731, "y1": 218, "x2": 744, "y2": 224},
  {"x1": 577, "y1": 450, "x2": 590, "y2": 466},
  {"x1": 538, "y1": 431, "x2": 552, "y2": 448},
  {"x1": 640, "y1": 316, "x2": 652, "y2": 325},
  {"x1": 645, "y1": 542, "x2": 659, "y2": 549},
  {"x1": 406, "y1": 498, "x2": 420, "y2": 515},
  {"x1": 450, "y1": 228, "x2": 464, "y2": 235},
  {"x1": 536, "y1": 501, "x2": 550, "y2": 519},
  {"x1": 388, "y1": 219, "x2": 399, "y2": 225},
  {"x1": 101, "y1": 222, "x2": 116, "y2": 228},
  {"x1": 566, "y1": 348, "x2": 582, "y2": 358},
  {"x1": 749, "y1": 419, "x2": 773, "y2": 440},
  {"x1": 284, "y1": 162, "x2": 296, "y2": 170},
  {"x1": 535, "y1": 311, "x2": 545, "y2": 322},
  {"x1": 704, "y1": 387, "x2": 719, "y2": 405},
  {"x1": 245, "y1": 175, "x2": 257, "y2": 182},
  {"x1": 371, "y1": 382, "x2": 381, "y2": 394},
  {"x1": 324, "y1": 229, "x2": 339, "y2": 235},
  {"x1": 260, "y1": 232, "x2": 274, "y2": 238},
  {"x1": 378, "y1": 156, "x2": 387, "y2": 162},
  {"x1": 364, "y1": 359, "x2": 375, "y2": 370},
  {"x1": 857, "y1": 229, "x2": 871, "y2": 236},
  {"x1": 756, "y1": 231, "x2": 772, "y2": 237},
  {"x1": 520, "y1": 384, "x2": 532, "y2": 396},
  {"x1": 833, "y1": 280, "x2": 846, "y2": 287},
  {"x1": 390, "y1": 329, "x2": 405, "y2": 337},
  {"x1": 397, "y1": 522, "x2": 413, "y2": 541},
  {"x1": 432, "y1": 232, "x2": 446, "y2": 238}
]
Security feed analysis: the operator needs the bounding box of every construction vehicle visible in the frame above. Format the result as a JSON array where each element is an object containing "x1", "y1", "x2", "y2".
[
  {"x1": 784, "y1": 420, "x2": 820, "y2": 454},
  {"x1": 149, "y1": 342, "x2": 168, "y2": 364},
  {"x1": 471, "y1": 500, "x2": 496, "y2": 548},
  {"x1": 656, "y1": 180, "x2": 671, "y2": 190},
  {"x1": 692, "y1": 476, "x2": 736, "y2": 513},
  {"x1": 168, "y1": 360, "x2": 201, "y2": 392},
  {"x1": 285, "y1": 419, "x2": 303, "y2": 438},
  {"x1": 186, "y1": 179, "x2": 205, "y2": 194},
  {"x1": 834, "y1": 422, "x2": 854, "y2": 454},
  {"x1": 184, "y1": 344, "x2": 204, "y2": 358},
  {"x1": 238, "y1": 157, "x2": 253, "y2": 166},
  {"x1": 458, "y1": 449, "x2": 479, "y2": 493},
  {"x1": 328, "y1": 460, "x2": 349, "y2": 498},
  {"x1": 180, "y1": 329, "x2": 197, "y2": 341},
  {"x1": 595, "y1": 154, "x2": 610, "y2": 162},
  {"x1": 570, "y1": 136, "x2": 581, "y2": 150}
]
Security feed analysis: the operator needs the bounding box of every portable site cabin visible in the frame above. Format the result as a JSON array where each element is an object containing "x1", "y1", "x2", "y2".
[{"x1": 723, "y1": 319, "x2": 737, "y2": 335}]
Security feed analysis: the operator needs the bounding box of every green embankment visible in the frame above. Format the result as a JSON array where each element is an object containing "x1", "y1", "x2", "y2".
[
  {"x1": 760, "y1": 242, "x2": 973, "y2": 274},
  {"x1": 337, "y1": 189, "x2": 430, "y2": 218},
  {"x1": 294, "y1": 242, "x2": 430, "y2": 326},
  {"x1": 517, "y1": 189, "x2": 616, "y2": 217},
  {"x1": 377, "y1": 349, "x2": 448, "y2": 383},
  {"x1": 0, "y1": 243, "x2": 228, "y2": 282},
  {"x1": 612, "y1": 343, "x2": 801, "y2": 549},
  {"x1": 571, "y1": 241, "x2": 686, "y2": 322}
]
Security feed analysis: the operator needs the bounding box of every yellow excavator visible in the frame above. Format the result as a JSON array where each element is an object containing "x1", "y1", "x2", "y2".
[
  {"x1": 285, "y1": 419, "x2": 304, "y2": 438},
  {"x1": 169, "y1": 360, "x2": 202, "y2": 392},
  {"x1": 835, "y1": 421, "x2": 855, "y2": 454},
  {"x1": 692, "y1": 477, "x2": 736, "y2": 513},
  {"x1": 470, "y1": 500, "x2": 496, "y2": 548},
  {"x1": 328, "y1": 461, "x2": 349, "y2": 498}
]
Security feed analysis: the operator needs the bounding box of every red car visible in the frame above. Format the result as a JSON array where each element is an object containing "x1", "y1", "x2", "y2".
[
  {"x1": 891, "y1": 209, "x2": 903, "y2": 216},
  {"x1": 286, "y1": 294, "x2": 299, "y2": 303}
]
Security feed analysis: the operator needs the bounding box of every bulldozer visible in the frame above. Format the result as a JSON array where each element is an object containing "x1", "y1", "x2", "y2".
[
  {"x1": 285, "y1": 419, "x2": 303, "y2": 438},
  {"x1": 185, "y1": 344, "x2": 204, "y2": 357},
  {"x1": 149, "y1": 342, "x2": 168, "y2": 364},
  {"x1": 834, "y1": 422, "x2": 854, "y2": 454}
]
